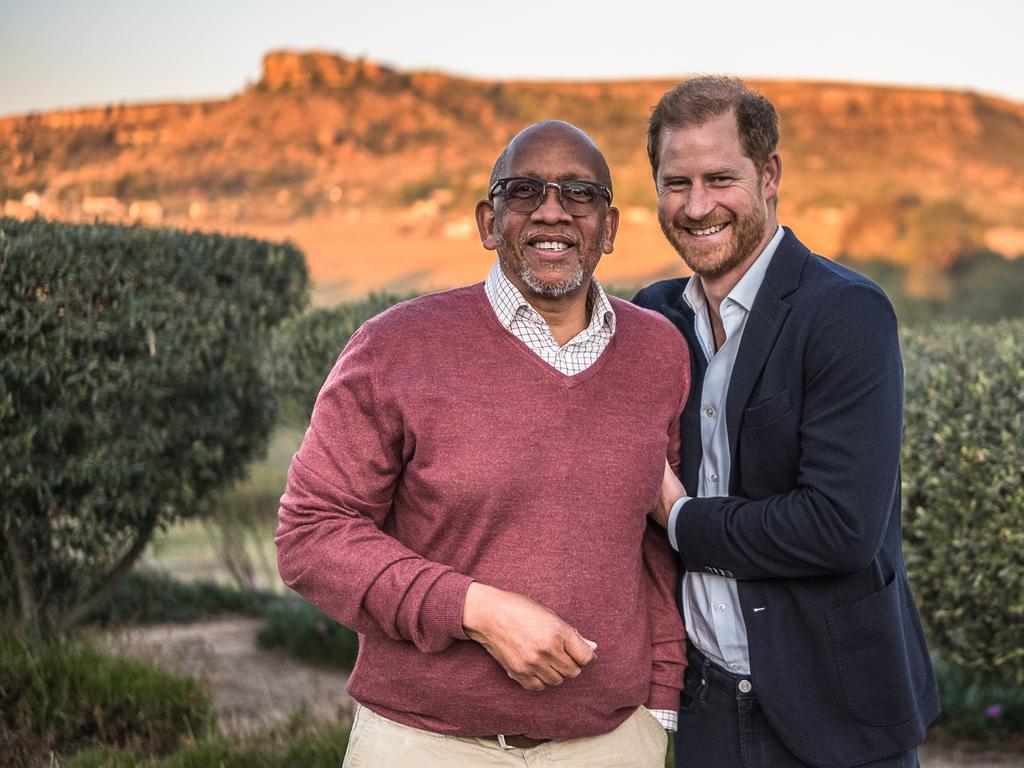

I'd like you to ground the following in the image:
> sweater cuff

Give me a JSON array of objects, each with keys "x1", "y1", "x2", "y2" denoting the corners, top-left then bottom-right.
[
  {"x1": 420, "y1": 571, "x2": 475, "y2": 645},
  {"x1": 646, "y1": 682, "x2": 682, "y2": 712}
]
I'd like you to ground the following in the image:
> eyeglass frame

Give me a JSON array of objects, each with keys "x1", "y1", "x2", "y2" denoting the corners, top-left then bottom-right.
[{"x1": 488, "y1": 176, "x2": 613, "y2": 216}]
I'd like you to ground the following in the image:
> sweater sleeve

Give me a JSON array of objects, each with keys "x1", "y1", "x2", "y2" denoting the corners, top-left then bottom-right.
[
  {"x1": 645, "y1": 347, "x2": 689, "y2": 710},
  {"x1": 276, "y1": 323, "x2": 474, "y2": 653},
  {"x1": 643, "y1": 520, "x2": 687, "y2": 709}
]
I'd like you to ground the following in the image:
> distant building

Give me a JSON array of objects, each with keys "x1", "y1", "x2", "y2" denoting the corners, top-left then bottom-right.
[
  {"x1": 128, "y1": 200, "x2": 163, "y2": 225},
  {"x1": 82, "y1": 196, "x2": 126, "y2": 220}
]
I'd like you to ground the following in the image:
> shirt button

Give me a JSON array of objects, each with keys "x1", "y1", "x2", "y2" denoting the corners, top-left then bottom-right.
[
  {"x1": 738, "y1": 680, "x2": 752, "y2": 693},
  {"x1": 716, "y1": 602, "x2": 727, "y2": 612},
  {"x1": 710, "y1": 472, "x2": 719, "y2": 483},
  {"x1": 704, "y1": 406, "x2": 715, "y2": 417},
  {"x1": 730, "y1": 663, "x2": 742, "y2": 672}
]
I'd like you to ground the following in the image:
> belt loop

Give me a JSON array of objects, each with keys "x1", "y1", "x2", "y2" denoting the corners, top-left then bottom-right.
[{"x1": 497, "y1": 734, "x2": 512, "y2": 751}]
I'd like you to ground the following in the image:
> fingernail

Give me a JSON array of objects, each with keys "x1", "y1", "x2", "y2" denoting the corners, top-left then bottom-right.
[{"x1": 585, "y1": 639, "x2": 597, "y2": 649}]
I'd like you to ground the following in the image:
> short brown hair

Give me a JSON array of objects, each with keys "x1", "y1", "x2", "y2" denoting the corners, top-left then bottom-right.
[{"x1": 647, "y1": 76, "x2": 779, "y2": 179}]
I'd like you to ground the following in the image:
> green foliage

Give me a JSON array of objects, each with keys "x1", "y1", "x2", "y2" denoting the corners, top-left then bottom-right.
[
  {"x1": 257, "y1": 597, "x2": 359, "y2": 669},
  {"x1": 901, "y1": 320, "x2": 1024, "y2": 685},
  {"x1": 0, "y1": 631, "x2": 212, "y2": 760},
  {"x1": 269, "y1": 292, "x2": 414, "y2": 423},
  {"x1": 931, "y1": 655, "x2": 1024, "y2": 739},
  {"x1": 842, "y1": 250, "x2": 1024, "y2": 324},
  {"x1": 85, "y1": 569, "x2": 359, "y2": 671},
  {"x1": 0, "y1": 217, "x2": 308, "y2": 638},
  {"x1": 67, "y1": 721, "x2": 351, "y2": 768},
  {"x1": 87, "y1": 570, "x2": 276, "y2": 626}
]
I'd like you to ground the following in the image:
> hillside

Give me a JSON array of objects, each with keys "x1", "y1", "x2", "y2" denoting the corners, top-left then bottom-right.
[{"x1": 3, "y1": 51, "x2": 1023, "y2": 301}]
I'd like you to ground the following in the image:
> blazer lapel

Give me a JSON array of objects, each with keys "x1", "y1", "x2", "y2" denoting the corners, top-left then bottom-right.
[
  {"x1": 725, "y1": 230, "x2": 807, "y2": 463},
  {"x1": 657, "y1": 286, "x2": 707, "y2": 495}
]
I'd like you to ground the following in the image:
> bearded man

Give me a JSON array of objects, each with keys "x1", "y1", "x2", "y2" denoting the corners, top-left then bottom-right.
[
  {"x1": 634, "y1": 76, "x2": 939, "y2": 768},
  {"x1": 278, "y1": 120, "x2": 689, "y2": 767}
]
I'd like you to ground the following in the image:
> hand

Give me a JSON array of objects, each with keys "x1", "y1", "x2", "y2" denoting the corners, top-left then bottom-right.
[
  {"x1": 462, "y1": 582, "x2": 597, "y2": 691},
  {"x1": 650, "y1": 459, "x2": 686, "y2": 529}
]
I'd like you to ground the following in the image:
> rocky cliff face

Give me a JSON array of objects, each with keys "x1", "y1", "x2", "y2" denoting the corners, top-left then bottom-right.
[{"x1": 2, "y1": 50, "x2": 1022, "y2": 265}]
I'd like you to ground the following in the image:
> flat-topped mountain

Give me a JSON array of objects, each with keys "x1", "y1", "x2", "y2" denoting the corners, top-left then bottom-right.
[{"x1": 3, "y1": 51, "x2": 1022, "y2": 300}]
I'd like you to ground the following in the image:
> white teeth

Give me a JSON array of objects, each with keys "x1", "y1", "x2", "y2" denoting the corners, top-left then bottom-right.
[
  {"x1": 533, "y1": 241, "x2": 570, "y2": 251},
  {"x1": 689, "y1": 223, "x2": 726, "y2": 236}
]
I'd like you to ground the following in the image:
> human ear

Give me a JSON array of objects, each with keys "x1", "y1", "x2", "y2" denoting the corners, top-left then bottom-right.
[
  {"x1": 475, "y1": 199, "x2": 497, "y2": 250},
  {"x1": 601, "y1": 206, "x2": 620, "y2": 254},
  {"x1": 762, "y1": 153, "x2": 782, "y2": 202}
]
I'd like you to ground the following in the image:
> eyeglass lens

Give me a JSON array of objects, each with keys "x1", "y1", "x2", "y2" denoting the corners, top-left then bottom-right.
[{"x1": 500, "y1": 178, "x2": 604, "y2": 215}]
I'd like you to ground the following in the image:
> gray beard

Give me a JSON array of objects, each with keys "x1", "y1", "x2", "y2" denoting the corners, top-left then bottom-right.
[{"x1": 519, "y1": 261, "x2": 584, "y2": 298}]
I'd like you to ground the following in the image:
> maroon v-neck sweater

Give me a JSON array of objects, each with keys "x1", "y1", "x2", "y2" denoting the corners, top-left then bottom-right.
[{"x1": 277, "y1": 284, "x2": 690, "y2": 739}]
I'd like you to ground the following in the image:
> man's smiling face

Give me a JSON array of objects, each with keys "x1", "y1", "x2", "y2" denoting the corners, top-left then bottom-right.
[
  {"x1": 477, "y1": 122, "x2": 617, "y2": 301},
  {"x1": 656, "y1": 110, "x2": 778, "y2": 282}
]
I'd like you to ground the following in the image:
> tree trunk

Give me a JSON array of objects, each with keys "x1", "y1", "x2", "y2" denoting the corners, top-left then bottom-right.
[
  {"x1": 2, "y1": 524, "x2": 41, "y2": 640},
  {"x1": 58, "y1": 507, "x2": 160, "y2": 633}
]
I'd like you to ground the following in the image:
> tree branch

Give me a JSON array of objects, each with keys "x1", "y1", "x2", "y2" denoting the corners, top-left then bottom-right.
[{"x1": 59, "y1": 507, "x2": 161, "y2": 632}]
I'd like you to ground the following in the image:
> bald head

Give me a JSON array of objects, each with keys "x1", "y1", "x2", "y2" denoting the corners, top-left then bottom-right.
[{"x1": 489, "y1": 120, "x2": 612, "y2": 191}]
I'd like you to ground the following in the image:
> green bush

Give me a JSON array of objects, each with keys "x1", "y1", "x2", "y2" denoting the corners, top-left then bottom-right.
[
  {"x1": 0, "y1": 631, "x2": 212, "y2": 760},
  {"x1": 257, "y1": 597, "x2": 359, "y2": 669},
  {"x1": 0, "y1": 217, "x2": 308, "y2": 638},
  {"x1": 269, "y1": 292, "x2": 414, "y2": 423},
  {"x1": 87, "y1": 570, "x2": 276, "y2": 626},
  {"x1": 901, "y1": 320, "x2": 1024, "y2": 685},
  {"x1": 931, "y1": 655, "x2": 1024, "y2": 739}
]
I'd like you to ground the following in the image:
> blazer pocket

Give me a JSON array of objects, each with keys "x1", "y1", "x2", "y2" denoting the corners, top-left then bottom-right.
[
  {"x1": 742, "y1": 390, "x2": 791, "y2": 430},
  {"x1": 826, "y1": 573, "x2": 928, "y2": 726}
]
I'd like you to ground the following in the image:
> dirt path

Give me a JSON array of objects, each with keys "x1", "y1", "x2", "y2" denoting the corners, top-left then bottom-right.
[
  {"x1": 100, "y1": 616, "x2": 353, "y2": 735},
  {"x1": 100, "y1": 617, "x2": 1021, "y2": 766}
]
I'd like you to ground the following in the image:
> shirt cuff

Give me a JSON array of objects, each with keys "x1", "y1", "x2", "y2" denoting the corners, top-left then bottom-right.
[
  {"x1": 666, "y1": 496, "x2": 691, "y2": 552},
  {"x1": 648, "y1": 708, "x2": 678, "y2": 732}
]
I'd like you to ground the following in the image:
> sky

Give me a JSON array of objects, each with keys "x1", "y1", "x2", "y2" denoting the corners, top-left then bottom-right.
[{"x1": 1, "y1": 0, "x2": 1022, "y2": 117}]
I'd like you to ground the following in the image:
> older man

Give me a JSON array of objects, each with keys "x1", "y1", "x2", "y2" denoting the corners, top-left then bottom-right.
[
  {"x1": 635, "y1": 77, "x2": 939, "y2": 768},
  {"x1": 277, "y1": 120, "x2": 690, "y2": 767}
]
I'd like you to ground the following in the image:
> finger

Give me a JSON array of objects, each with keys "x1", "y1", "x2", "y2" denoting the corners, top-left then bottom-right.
[
  {"x1": 511, "y1": 672, "x2": 547, "y2": 692},
  {"x1": 564, "y1": 632, "x2": 597, "y2": 666},
  {"x1": 532, "y1": 664, "x2": 566, "y2": 687},
  {"x1": 549, "y1": 656, "x2": 583, "y2": 680}
]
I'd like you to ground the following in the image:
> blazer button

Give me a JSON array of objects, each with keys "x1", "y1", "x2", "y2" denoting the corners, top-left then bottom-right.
[{"x1": 738, "y1": 680, "x2": 752, "y2": 693}]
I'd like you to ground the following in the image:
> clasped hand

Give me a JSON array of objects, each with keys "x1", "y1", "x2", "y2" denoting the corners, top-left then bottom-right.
[{"x1": 462, "y1": 582, "x2": 597, "y2": 692}]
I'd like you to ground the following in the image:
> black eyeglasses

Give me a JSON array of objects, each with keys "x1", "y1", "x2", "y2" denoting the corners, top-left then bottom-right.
[{"x1": 489, "y1": 176, "x2": 612, "y2": 216}]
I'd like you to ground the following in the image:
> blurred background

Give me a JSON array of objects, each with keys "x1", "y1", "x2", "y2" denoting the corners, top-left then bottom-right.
[{"x1": 2, "y1": 3, "x2": 1022, "y2": 766}]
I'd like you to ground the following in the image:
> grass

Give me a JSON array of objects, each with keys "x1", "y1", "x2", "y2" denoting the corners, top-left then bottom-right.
[
  {"x1": 0, "y1": 631, "x2": 212, "y2": 765},
  {"x1": 67, "y1": 719, "x2": 350, "y2": 767}
]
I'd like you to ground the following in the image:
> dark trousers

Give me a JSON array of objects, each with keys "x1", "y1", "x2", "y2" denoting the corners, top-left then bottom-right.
[{"x1": 675, "y1": 645, "x2": 920, "y2": 768}]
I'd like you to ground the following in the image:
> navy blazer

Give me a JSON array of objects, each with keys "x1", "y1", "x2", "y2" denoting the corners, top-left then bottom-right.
[{"x1": 634, "y1": 229, "x2": 939, "y2": 767}]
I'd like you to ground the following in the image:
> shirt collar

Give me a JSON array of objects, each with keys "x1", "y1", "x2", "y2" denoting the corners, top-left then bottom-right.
[
  {"x1": 683, "y1": 225, "x2": 784, "y2": 314},
  {"x1": 484, "y1": 260, "x2": 616, "y2": 336}
]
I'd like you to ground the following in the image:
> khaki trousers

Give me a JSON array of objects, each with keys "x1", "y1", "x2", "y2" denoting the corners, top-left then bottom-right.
[{"x1": 342, "y1": 704, "x2": 668, "y2": 768}]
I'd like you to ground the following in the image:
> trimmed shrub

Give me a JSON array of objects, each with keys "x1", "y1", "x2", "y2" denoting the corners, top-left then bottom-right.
[
  {"x1": 901, "y1": 320, "x2": 1024, "y2": 685},
  {"x1": 931, "y1": 655, "x2": 1024, "y2": 739},
  {"x1": 0, "y1": 631, "x2": 212, "y2": 759},
  {"x1": 257, "y1": 598, "x2": 359, "y2": 669},
  {"x1": 269, "y1": 292, "x2": 414, "y2": 423},
  {"x1": 0, "y1": 217, "x2": 307, "y2": 638}
]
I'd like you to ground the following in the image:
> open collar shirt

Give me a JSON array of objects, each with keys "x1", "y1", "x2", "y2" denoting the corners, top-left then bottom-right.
[{"x1": 668, "y1": 225, "x2": 784, "y2": 676}]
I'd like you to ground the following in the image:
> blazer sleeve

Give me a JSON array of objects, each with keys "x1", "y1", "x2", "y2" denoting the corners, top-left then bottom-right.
[{"x1": 673, "y1": 282, "x2": 904, "y2": 579}]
